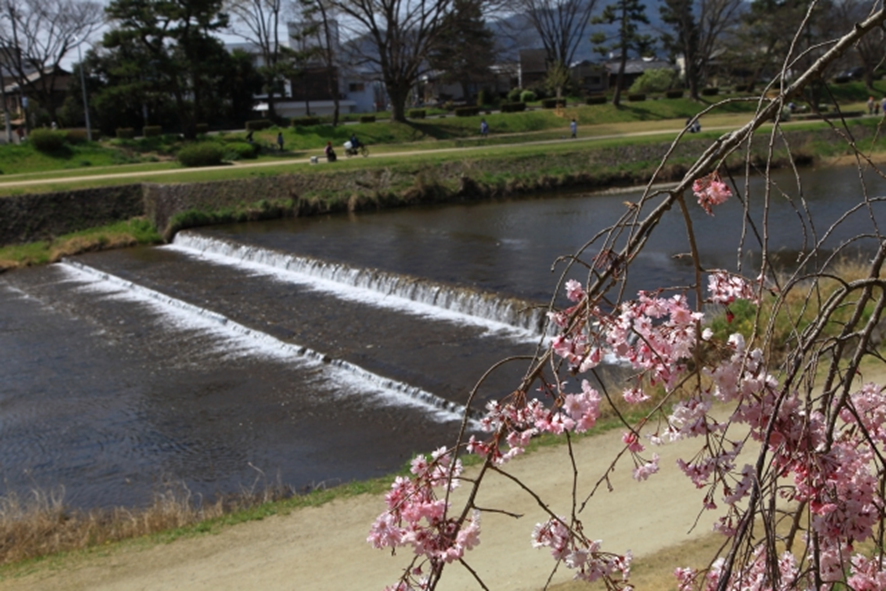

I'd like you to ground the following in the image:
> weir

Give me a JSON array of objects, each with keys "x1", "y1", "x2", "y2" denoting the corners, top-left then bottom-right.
[
  {"x1": 172, "y1": 231, "x2": 551, "y2": 336},
  {"x1": 61, "y1": 259, "x2": 476, "y2": 422}
]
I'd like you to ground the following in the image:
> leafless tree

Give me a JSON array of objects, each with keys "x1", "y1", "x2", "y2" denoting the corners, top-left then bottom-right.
[
  {"x1": 227, "y1": 0, "x2": 294, "y2": 122},
  {"x1": 830, "y1": 0, "x2": 885, "y2": 88},
  {"x1": 517, "y1": 0, "x2": 598, "y2": 70},
  {"x1": 0, "y1": 0, "x2": 103, "y2": 127},
  {"x1": 659, "y1": 0, "x2": 743, "y2": 100},
  {"x1": 329, "y1": 0, "x2": 453, "y2": 122},
  {"x1": 293, "y1": 0, "x2": 342, "y2": 125}
]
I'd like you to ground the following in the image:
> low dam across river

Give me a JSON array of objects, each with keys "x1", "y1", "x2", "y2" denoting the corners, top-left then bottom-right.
[{"x1": 1, "y1": 165, "x2": 883, "y2": 509}]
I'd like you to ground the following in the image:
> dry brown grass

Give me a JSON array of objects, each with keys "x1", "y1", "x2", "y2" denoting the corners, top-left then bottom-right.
[
  {"x1": 47, "y1": 234, "x2": 138, "y2": 262},
  {"x1": 0, "y1": 482, "x2": 292, "y2": 566}
]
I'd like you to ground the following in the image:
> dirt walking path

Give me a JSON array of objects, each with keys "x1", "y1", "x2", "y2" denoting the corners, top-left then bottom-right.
[
  {"x1": 0, "y1": 124, "x2": 741, "y2": 191},
  {"x1": 0, "y1": 420, "x2": 739, "y2": 591}
]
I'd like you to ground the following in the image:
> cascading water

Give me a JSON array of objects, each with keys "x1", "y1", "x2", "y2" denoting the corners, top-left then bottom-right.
[
  {"x1": 61, "y1": 259, "x2": 477, "y2": 421},
  {"x1": 171, "y1": 231, "x2": 551, "y2": 336}
]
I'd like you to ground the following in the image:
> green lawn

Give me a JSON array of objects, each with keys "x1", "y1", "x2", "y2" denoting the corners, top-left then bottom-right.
[{"x1": 1, "y1": 81, "x2": 882, "y2": 192}]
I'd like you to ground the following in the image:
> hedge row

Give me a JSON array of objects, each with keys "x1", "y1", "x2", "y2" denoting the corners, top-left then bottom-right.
[
  {"x1": 455, "y1": 106, "x2": 481, "y2": 117},
  {"x1": 246, "y1": 119, "x2": 274, "y2": 131},
  {"x1": 500, "y1": 102, "x2": 526, "y2": 113},
  {"x1": 408, "y1": 109, "x2": 426, "y2": 119},
  {"x1": 541, "y1": 98, "x2": 566, "y2": 109},
  {"x1": 586, "y1": 95, "x2": 607, "y2": 105},
  {"x1": 292, "y1": 116, "x2": 321, "y2": 127}
]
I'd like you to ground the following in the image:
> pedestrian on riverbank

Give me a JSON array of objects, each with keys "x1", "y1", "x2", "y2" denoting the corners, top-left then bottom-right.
[
  {"x1": 570, "y1": 118, "x2": 577, "y2": 138},
  {"x1": 480, "y1": 119, "x2": 489, "y2": 137},
  {"x1": 277, "y1": 132, "x2": 284, "y2": 151},
  {"x1": 325, "y1": 141, "x2": 337, "y2": 162},
  {"x1": 868, "y1": 96, "x2": 875, "y2": 115},
  {"x1": 881, "y1": 97, "x2": 886, "y2": 116}
]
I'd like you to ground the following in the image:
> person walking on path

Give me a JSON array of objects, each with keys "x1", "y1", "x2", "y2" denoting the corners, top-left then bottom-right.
[
  {"x1": 868, "y1": 96, "x2": 875, "y2": 115},
  {"x1": 324, "y1": 141, "x2": 337, "y2": 162},
  {"x1": 480, "y1": 119, "x2": 489, "y2": 137},
  {"x1": 570, "y1": 118, "x2": 577, "y2": 138},
  {"x1": 277, "y1": 132, "x2": 284, "y2": 151},
  {"x1": 881, "y1": 97, "x2": 886, "y2": 117}
]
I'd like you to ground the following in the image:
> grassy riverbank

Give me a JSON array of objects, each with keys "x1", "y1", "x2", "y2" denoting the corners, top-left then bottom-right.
[{"x1": 2, "y1": 117, "x2": 885, "y2": 271}]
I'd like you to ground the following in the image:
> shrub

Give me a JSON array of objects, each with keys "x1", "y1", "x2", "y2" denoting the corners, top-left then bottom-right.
[
  {"x1": 195, "y1": 123, "x2": 209, "y2": 135},
  {"x1": 291, "y1": 116, "x2": 321, "y2": 127},
  {"x1": 833, "y1": 75, "x2": 851, "y2": 84},
  {"x1": 520, "y1": 90, "x2": 537, "y2": 103},
  {"x1": 541, "y1": 98, "x2": 565, "y2": 109},
  {"x1": 665, "y1": 89, "x2": 684, "y2": 99},
  {"x1": 734, "y1": 84, "x2": 752, "y2": 92},
  {"x1": 29, "y1": 129, "x2": 66, "y2": 152},
  {"x1": 143, "y1": 125, "x2": 162, "y2": 138},
  {"x1": 500, "y1": 102, "x2": 526, "y2": 113},
  {"x1": 507, "y1": 87, "x2": 523, "y2": 103},
  {"x1": 65, "y1": 129, "x2": 89, "y2": 144},
  {"x1": 477, "y1": 89, "x2": 490, "y2": 106},
  {"x1": 701, "y1": 87, "x2": 719, "y2": 96},
  {"x1": 245, "y1": 119, "x2": 273, "y2": 131},
  {"x1": 586, "y1": 95, "x2": 607, "y2": 105},
  {"x1": 177, "y1": 142, "x2": 225, "y2": 167},
  {"x1": 116, "y1": 127, "x2": 135, "y2": 139},
  {"x1": 629, "y1": 69, "x2": 676, "y2": 94},
  {"x1": 627, "y1": 93, "x2": 646, "y2": 102},
  {"x1": 408, "y1": 109, "x2": 426, "y2": 119},
  {"x1": 360, "y1": 115, "x2": 376, "y2": 123},
  {"x1": 224, "y1": 142, "x2": 260, "y2": 160},
  {"x1": 454, "y1": 106, "x2": 481, "y2": 117}
]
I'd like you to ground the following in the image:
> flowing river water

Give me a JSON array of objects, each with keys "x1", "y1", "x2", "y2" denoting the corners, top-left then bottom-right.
[{"x1": 2, "y1": 164, "x2": 885, "y2": 510}]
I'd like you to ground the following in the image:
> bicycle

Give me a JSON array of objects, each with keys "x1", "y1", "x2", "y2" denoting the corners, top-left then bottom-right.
[{"x1": 344, "y1": 143, "x2": 369, "y2": 158}]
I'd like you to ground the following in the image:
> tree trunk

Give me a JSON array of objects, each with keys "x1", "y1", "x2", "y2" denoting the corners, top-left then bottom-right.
[
  {"x1": 612, "y1": 46, "x2": 628, "y2": 107},
  {"x1": 687, "y1": 59, "x2": 699, "y2": 101},
  {"x1": 388, "y1": 81, "x2": 409, "y2": 122},
  {"x1": 266, "y1": 89, "x2": 278, "y2": 122}
]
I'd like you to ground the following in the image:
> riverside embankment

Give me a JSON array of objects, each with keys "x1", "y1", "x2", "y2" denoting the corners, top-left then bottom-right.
[{"x1": 0, "y1": 124, "x2": 851, "y2": 248}]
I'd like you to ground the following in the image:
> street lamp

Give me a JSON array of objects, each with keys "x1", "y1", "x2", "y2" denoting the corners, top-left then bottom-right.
[{"x1": 76, "y1": 39, "x2": 92, "y2": 141}]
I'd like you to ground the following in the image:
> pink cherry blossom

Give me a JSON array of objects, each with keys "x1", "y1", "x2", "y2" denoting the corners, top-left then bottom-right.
[{"x1": 692, "y1": 172, "x2": 733, "y2": 215}]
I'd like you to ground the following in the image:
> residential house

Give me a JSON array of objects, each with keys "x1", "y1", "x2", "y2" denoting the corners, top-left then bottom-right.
[{"x1": 570, "y1": 60, "x2": 609, "y2": 94}]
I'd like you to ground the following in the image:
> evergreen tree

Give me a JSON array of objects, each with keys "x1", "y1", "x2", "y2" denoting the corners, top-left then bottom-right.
[
  {"x1": 428, "y1": 0, "x2": 496, "y2": 103},
  {"x1": 104, "y1": 0, "x2": 230, "y2": 138},
  {"x1": 591, "y1": 0, "x2": 654, "y2": 106}
]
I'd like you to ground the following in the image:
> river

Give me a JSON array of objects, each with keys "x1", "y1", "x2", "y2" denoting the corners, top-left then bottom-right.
[{"x1": 1, "y1": 163, "x2": 883, "y2": 509}]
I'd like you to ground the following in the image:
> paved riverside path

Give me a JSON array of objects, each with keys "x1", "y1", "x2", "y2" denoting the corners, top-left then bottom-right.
[
  {"x1": 0, "y1": 408, "x2": 745, "y2": 591},
  {"x1": 0, "y1": 122, "x2": 747, "y2": 192}
]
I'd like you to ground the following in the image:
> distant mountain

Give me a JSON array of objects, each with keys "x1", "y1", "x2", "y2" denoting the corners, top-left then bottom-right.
[{"x1": 487, "y1": 0, "x2": 667, "y2": 64}]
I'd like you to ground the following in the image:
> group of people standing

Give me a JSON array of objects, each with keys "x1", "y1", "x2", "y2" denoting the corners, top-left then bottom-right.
[{"x1": 867, "y1": 96, "x2": 886, "y2": 116}]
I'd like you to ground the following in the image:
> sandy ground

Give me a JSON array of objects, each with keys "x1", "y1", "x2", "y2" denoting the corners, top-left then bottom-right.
[{"x1": 0, "y1": 421, "x2": 740, "y2": 591}]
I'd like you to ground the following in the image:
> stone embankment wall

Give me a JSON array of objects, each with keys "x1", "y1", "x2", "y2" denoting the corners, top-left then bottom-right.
[
  {"x1": 0, "y1": 127, "x2": 846, "y2": 247},
  {"x1": 0, "y1": 185, "x2": 144, "y2": 245}
]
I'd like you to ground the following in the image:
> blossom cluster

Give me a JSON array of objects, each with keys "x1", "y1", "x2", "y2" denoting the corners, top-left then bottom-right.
[
  {"x1": 369, "y1": 446, "x2": 478, "y2": 587},
  {"x1": 692, "y1": 172, "x2": 733, "y2": 215},
  {"x1": 707, "y1": 271, "x2": 760, "y2": 306},
  {"x1": 532, "y1": 517, "x2": 633, "y2": 585},
  {"x1": 469, "y1": 378, "x2": 602, "y2": 465}
]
